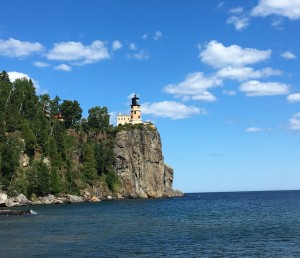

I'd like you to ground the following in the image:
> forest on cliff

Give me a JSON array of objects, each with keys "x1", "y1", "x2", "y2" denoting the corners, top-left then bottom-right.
[{"x1": 0, "y1": 70, "x2": 127, "y2": 198}]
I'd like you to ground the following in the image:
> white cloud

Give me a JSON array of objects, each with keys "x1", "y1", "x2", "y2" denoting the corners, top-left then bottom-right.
[
  {"x1": 191, "y1": 91, "x2": 217, "y2": 102},
  {"x1": 46, "y1": 40, "x2": 110, "y2": 65},
  {"x1": 109, "y1": 111, "x2": 117, "y2": 125},
  {"x1": 271, "y1": 18, "x2": 284, "y2": 29},
  {"x1": 239, "y1": 80, "x2": 289, "y2": 96},
  {"x1": 289, "y1": 113, "x2": 300, "y2": 130},
  {"x1": 229, "y1": 7, "x2": 244, "y2": 14},
  {"x1": 112, "y1": 40, "x2": 122, "y2": 51},
  {"x1": 251, "y1": 0, "x2": 300, "y2": 20},
  {"x1": 281, "y1": 51, "x2": 297, "y2": 59},
  {"x1": 129, "y1": 43, "x2": 137, "y2": 50},
  {"x1": 142, "y1": 34, "x2": 148, "y2": 40},
  {"x1": 199, "y1": 40, "x2": 271, "y2": 68},
  {"x1": 0, "y1": 38, "x2": 43, "y2": 57},
  {"x1": 217, "y1": 66, "x2": 281, "y2": 81},
  {"x1": 33, "y1": 61, "x2": 49, "y2": 67},
  {"x1": 8, "y1": 71, "x2": 30, "y2": 82},
  {"x1": 287, "y1": 93, "x2": 300, "y2": 103},
  {"x1": 246, "y1": 127, "x2": 271, "y2": 132},
  {"x1": 142, "y1": 101, "x2": 205, "y2": 119},
  {"x1": 223, "y1": 90, "x2": 237, "y2": 96},
  {"x1": 216, "y1": 2, "x2": 224, "y2": 9},
  {"x1": 8, "y1": 71, "x2": 42, "y2": 93},
  {"x1": 127, "y1": 50, "x2": 149, "y2": 60},
  {"x1": 54, "y1": 64, "x2": 72, "y2": 72},
  {"x1": 154, "y1": 31, "x2": 163, "y2": 40},
  {"x1": 163, "y1": 72, "x2": 221, "y2": 101},
  {"x1": 227, "y1": 16, "x2": 249, "y2": 30}
]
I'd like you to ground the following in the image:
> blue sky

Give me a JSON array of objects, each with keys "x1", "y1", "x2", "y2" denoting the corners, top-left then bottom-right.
[{"x1": 1, "y1": 0, "x2": 300, "y2": 193}]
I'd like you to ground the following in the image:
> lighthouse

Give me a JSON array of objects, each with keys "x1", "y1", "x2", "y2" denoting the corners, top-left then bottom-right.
[
  {"x1": 117, "y1": 94, "x2": 143, "y2": 125},
  {"x1": 130, "y1": 95, "x2": 142, "y2": 125}
]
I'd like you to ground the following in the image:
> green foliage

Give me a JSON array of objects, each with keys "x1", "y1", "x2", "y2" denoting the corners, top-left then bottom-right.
[
  {"x1": 94, "y1": 140, "x2": 114, "y2": 176},
  {"x1": 21, "y1": 120, "x2": 36, "y2": 156},
  {"x1": 45, "y1": 136, "x2": 61, "y2": 167},
  {"x1": 60, "y1": 100, "x2": 82, "y2": 129},
  {"x1": 0, "y1": 135, "x2": 21, "y2": 189},
  {"x1": 0, "y1": 69, "x2": 129, "y2": 197},
  {"x1": 50, "y1": 166, "x2": 61, "y2": 194},
  {"x1": 105, "y1": 171, "x2": 121, "y2": 193},
  {"x1": 26, "y1": 160, "x2": 50, "y2": 197},
  {"x1": 81, "y1": 143, "x2": 97, "y2": 182},
  {"x1": 87, "y1": 106, "x2": 110, "y2": 132}
]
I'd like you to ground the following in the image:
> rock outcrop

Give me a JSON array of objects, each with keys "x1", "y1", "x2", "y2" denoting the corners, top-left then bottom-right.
[{"x1": 113, "y1": 126, "x2": 183, "y2": 198}]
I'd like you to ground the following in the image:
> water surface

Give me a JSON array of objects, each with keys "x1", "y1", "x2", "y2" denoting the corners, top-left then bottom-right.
[{"x1": 1, "y1": 191, "x2": 299, "y2": 257}]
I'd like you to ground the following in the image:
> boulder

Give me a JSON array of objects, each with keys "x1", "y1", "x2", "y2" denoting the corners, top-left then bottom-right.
[
  {"x1": 39, "y1": 194, "x2": 56, "y2": 204},
  {"x1": 89, "y1": 196, "x2": 100, "y2": 202},
  {"x1": 15, "y1": 193, "x2": 32, "y2": 205},
  {"x1": 0, "y1": 193, "x2": 8, "y2": 205},
  {"x1": 66, "y1": 194, "x2": 84, "y2": 203}
]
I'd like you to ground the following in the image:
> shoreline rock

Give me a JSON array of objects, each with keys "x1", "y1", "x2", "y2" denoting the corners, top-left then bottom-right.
[
  {"x1": 0, "y1": 209, "x2": 33, "y2": 216},
  {"x1": 0, "y1": 191, "x2": 184, "y2": 208}
]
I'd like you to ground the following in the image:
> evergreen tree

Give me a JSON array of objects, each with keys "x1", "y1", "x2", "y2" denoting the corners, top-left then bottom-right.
[
  {"x1": 82, "y1": 143, "x2": 97, "y2": 182},
  {"x1": 21, "y1": 120, "x2": 36, "y2": 157},
  {"x1": 46, "y1": 136, "x2": 61, "y2": 167},
  {"x1": 87, "y1": 106, "x2": 110, "y2": 132},
  {"x1": 50, "y1": 166, "x2": 61, "y2": 194},
  {"x1": 27, "y1": 161, "x2": 50, "y2": 197},
  {"x1": 0, "y1": 139, "x2": 19, "y2": 189},
  {"x1": 60, "y1": 100, "x2": 82, "y2": 129}
]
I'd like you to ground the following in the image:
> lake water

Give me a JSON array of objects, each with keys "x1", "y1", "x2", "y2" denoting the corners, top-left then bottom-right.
[{"x1": 1, "y1": 191, "x2": 300, "y2": 257}]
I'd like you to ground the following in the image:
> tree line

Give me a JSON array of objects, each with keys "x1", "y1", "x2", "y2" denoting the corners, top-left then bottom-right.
[{"x1": 0, "y1": 70, "x2": 119, "y2": 197}]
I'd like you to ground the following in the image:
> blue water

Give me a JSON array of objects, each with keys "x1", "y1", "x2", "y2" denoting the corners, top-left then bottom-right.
[{"x1": 0, "y1": 191, "x2": 300, "y2": 257}]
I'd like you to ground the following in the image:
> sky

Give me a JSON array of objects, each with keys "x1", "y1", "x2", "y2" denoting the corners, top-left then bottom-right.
[{"x1": 1, "y1": 0, "x2": 300, "y2": 193}]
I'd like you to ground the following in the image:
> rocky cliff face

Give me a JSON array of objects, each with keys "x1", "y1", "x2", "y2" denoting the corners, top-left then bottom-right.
[{"x1": 113, "y1": 127, "x2": 183, "y2": 198}]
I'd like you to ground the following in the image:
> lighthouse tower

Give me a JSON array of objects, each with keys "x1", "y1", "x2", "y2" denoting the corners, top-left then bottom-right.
[{"x1": 130, "y1": 95, "x2": 142, "y2": 125}]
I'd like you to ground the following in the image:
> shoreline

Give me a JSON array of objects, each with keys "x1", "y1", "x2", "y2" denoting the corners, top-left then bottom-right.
[{"x1": 0, "y1": 191, "x2": 184, "y2": 209}]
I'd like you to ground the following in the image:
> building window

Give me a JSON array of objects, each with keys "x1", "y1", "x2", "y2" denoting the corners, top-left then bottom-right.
[{"x1": 138, "y1": 116, "x2": 140, "y2": 119}]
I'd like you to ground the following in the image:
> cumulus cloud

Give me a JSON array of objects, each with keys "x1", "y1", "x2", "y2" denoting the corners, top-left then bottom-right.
[
  {"x1": 239, "y1": 80, "x2": 289, "y2": 96},
  {"x1": 112, "y1": 40, "x2": 122, "y2": 51},
  {"x1": 8, "y1": 71, "x2": 42, "y2": 93},
  {"x1": 217, "y1": 66, "x2": 281, "y2": 81},
  {"x1": 281, "y1": 51, "x2": 297, "y2": 59},
  {"x1": 287, "y1": 93, "x2": 300, "y2": 103},
  {"x1": 246, "y1": 127, "x2": 271, "y2": 132},
  {"x1": 142, "y1": 34, "x2": 148, "y2": 40},
  {"x1": 199, "y1": 40, "x2": 271, "y2": 68},
  {"x1": 223, "y1": 90, "x2": 237, "y2": 96},
  {"x1": 127, "y1": 50, "x2": 149, "y2": 60},
  {"x1": 163, "y1": 72, "x2": 221, "y2": 102},
  {"x1": 289, "y1": 113, "x2": 300, "y2": 130},
  {"x1": 154, "y1": 31, "x2": 163, "y2": 40},
  {"x1": 46, "y1": 40, "x2": 110, "y2": 65},
  {"x1": 8, "y1": 71, "x2": 31, "y2": 82},
  {"x1": 142, "y1": 101, "x2": 205, "y2": 119},
  {"x1": 33, "y1": 61, "x2": 49, "y2": 67},
  {"x1": 129, "y1": 43, "x2": 137, "y2": 50},
  {"x1": 251, "y1": 0, "x2": 300, "y2": 20},
  {"x1": 227, "y1": 16, "x2": 249, "y2": 30},
  {"x1": 229, "y1": 7, "x2": 244, "y2": 14},
  {"x1": 54, "y1": 64, "x2": 72, "y2": 72},
  {"x1": 0, "y1": 38, "x2": 43, "y2": 57}
]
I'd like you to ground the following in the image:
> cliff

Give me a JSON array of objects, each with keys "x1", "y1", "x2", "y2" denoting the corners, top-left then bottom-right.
[
  {"x1": 113, "y1": 126, "x2": 183, "y2": 198},
  {"x1": 1, "y1": 126, "x2": 182, "y2": 203}
]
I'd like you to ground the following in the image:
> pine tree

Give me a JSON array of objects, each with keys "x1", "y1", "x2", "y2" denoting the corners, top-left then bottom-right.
[{"x1": 82, "y1": 143, "x2": 97, "y2": 182}]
